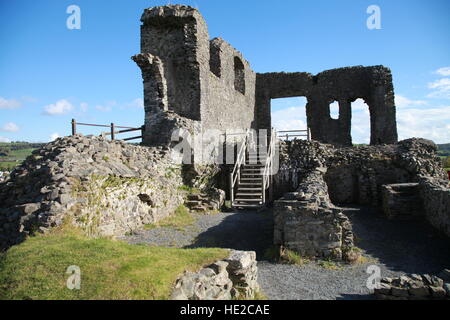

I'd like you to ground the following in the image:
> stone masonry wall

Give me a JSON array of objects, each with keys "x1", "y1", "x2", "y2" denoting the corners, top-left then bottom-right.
[
  {"x1": 273, "y1": 169, "x2": 357, "y2": 262},
  {"x1": 0, "y1": 135, "x2": 187, "y2": 250},
  {"x1": 273, "y1": 138, "x2": 449, "y2": 258},
  {"x1": 275, "y1": 138, "x2": 445, "y2": 207},
  {"x1": 256, "y1": 66, "x2": 397, "y2": 146},
  {"x1": 419, "y1": 176, "x2": 450, "y2": 237},
  {"x1": 134, "y1": 5, "x2": 257, "y2": 148}
]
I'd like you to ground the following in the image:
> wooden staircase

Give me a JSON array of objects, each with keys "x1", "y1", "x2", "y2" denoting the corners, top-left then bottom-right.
[
  {"x1": 230, "y1": 129, "x2": 276, "y2": 210},
  {"x1": 233, "y1": 152, "x2": 265, "y2": 208}
]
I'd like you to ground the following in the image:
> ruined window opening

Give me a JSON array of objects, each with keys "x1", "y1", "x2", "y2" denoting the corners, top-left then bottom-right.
[
  {"x1": 350, "y1": 98, "x2": 371, "y2": 145},
  {"x1": 210, "y1": 45, "x2": 221, "y2": 77},
  {"x1": 271, "y1": 97, "x2": 308, "y2": 139},
  {"x1": 329, "y1": 100, "x2": 339, "y2": 120},
  {"x1": 234, "y1": 57, "x2": 245, "y2": 94}
]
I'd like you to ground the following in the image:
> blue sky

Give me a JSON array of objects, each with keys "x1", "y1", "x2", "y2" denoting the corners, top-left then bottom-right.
[{"x1": 0, "y1": 0, "x2": 449, "y2": 143}]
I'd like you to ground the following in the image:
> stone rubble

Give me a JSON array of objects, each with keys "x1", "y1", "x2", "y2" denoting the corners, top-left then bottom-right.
[
  {"x1": 374, "y1": 270, "x2": 450, "y2": 300},
  {"x1": 0, "y1": 135, "x2": 189, "y2": 250},
  {"x1": 171, "y1": 250, "x2": 259, "y2": 300}
]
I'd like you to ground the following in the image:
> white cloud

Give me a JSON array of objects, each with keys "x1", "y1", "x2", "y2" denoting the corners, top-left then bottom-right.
[
  {"x1": 43, "y1": 99, "x2": 74, "y2": 115},
  {"x1": 0, "y1": 97, "x2": 21, "y2": 110},
  {"x1": 1, "y1": 122, "x2": 19, "y2": 132},
  {"x1": 427, "y1": 78, "x2": 450, "y2": 99},
  {"x1": 0, "y1": 136, "x2": 11, "y2": 143},
  {"x1": 395, "y1": 95, "x2": 427, "y2": 108},
  {"x1": 80, "y1": 102, "x2": 88, "y2": 112},
  {"x1": 271, "y1": 106, "x2": 307, "y2": 132},
  {"x1": 396, "y1": 105, "x2": 450, "y2": 143},
  {"x1": 95, "y1": 105, "x2": 112, "y2": 112},
  {"x1": 271, "y1": 95, "x2": 450, "y2": 144},
  {"x1": 435, "y1": 67, "x2": 450, "y2": 77},
  {"x1": 125, "y1": 98, "x2": 144, "y2": 109},
  {"x1": 50, "y1": 133, "x2": 60, "y2": 141}
]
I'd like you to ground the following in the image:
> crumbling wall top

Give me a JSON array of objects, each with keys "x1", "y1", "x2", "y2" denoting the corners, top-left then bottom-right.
[{"x1": 141, "y1": 5, "x2": 205, "y2": 25}]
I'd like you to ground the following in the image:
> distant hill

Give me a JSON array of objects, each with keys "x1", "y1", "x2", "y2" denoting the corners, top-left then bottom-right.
[
  {"x1": 437, "y1": 143, "x2": 450, "y2": 157},
  {"x1": 0, "y1": 142, "x2": 45, "y2": 171}
]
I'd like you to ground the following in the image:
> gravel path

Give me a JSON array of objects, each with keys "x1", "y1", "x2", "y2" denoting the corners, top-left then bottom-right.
[{"x1": 121, "y1": 207, "x2": 450, "y2": 300}]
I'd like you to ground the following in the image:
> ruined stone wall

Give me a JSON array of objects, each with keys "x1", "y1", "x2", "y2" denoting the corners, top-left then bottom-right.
[
  {"x1": 0, "y1": 135, "x2": 187, "y2": 250},
  {"x1": 204, "y1": 38, "x2": 257, "y2": 132},
  {"x1": 419, "y1": 176, "x2": 450, "y2": 237},
  {"x1": 274, "y1": 138, "x2": 449, "y2": 256},
  {"x1": 256, "y1": 66, "x2": 398, "y2": 146},
  {"x1": 273, "y1": 169, "x2": 357, "y2": 262},
  {"x1": 275, "y1": 138, "x2": 445, "y2": 207},
  {"x1": 134, "y1": 6, "x2": 256, "y2": 148}
]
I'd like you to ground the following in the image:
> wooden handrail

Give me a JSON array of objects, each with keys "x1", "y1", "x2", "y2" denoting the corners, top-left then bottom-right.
[
  {"x1": 71, "y1": 119, "x2": 144, "y2": 142},
  {"x1": 278, "y1": 128, "x2": 311, "y2": 141},
  {"x1": 229, "y1": 129, "x2": 250, "y2": 204}
]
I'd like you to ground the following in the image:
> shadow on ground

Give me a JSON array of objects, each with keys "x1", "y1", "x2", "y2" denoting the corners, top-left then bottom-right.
[
  {"x1": 344, "y1": 206, "x2": 450, "y2": 274},
  {"x1": 185, "y1": 209, "x2": 274, "y2": 260}
]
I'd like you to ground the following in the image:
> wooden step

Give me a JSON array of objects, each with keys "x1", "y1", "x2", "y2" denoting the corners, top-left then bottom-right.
[
  {"x1": 234, "y1": 198, "x2": 263, "y2": 202},
  {"x1": 237, "y1": 187, "x2": 262, "y2": 191},
  {"x1": 240, "y1": 178, "x2": 262, "y2": 182},
  {"x1": 232, "y1": 203, "x2": 263, "y2": 208},
  {"x1": 236, "y1": 193, "x2": 262, "y2": 197}
]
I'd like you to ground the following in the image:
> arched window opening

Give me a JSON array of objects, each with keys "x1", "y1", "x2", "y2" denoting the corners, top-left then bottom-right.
[
  {"x1": 351, "y1": 98, "x2": 371, "y2": 145},
  {"x1": 329, "y1": 100, "x2": 339, "y2": 119}
]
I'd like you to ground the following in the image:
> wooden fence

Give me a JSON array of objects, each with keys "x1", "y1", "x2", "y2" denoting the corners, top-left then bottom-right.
[
  {"x1": 71, "y1": 119, "x2": 144, "y2": 142},
  {"x1": 277, "y1": 128, "x2": 311, "y2": 141}
]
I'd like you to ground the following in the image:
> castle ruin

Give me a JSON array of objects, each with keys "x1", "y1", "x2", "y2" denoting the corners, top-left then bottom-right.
[{"x1": 132, "y1": 5, "x2": 397, "y2": 147}]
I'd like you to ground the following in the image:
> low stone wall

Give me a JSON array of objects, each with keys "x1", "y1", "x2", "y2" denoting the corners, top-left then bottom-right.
[
  {"x1": 275, "y1": 138, "x2": 446, "y2": 207},
  {"x1": 381, "y1": 183, "x2": 423, "y2": 220},
  {"x1": 419, "y1": 176, "x2": 450, "y2": 237},
  {"x1": 171, "y1": 250, "x2": 259, "y2": 300},
  {"x1": 273, "y1": 169, "x2": 357, "y2": 262},
  {"x1": 0, "y1": 135, "x2": 188, "y2": 250},
  {"x1": 374, "y1": 270, "x2": 450, "y2": 300}
]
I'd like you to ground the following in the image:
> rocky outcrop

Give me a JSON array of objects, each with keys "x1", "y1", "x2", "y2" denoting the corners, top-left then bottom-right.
[
  {"x1": 0, "y1": 135, "x2": 188, "y2": 250},
  {"x1": 374, "y1": 270, "x2": 450, "y2": 300},
  {"x1": 171, "y1": 250, "x2": 259, "y2": 300}
]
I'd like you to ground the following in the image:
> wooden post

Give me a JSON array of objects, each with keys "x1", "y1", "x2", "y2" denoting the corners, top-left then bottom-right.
[
  {"x1": 71, "y1": 119, "x2": 76, "y2": 136},
  {"x1": 307, "y1": 127, "x2": 311, "y2": 141},
  {"x1": 111, "y1": 123, "x2": 115, "y2": 140}
]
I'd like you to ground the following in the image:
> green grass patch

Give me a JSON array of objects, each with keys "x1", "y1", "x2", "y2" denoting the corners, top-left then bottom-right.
[
  {"x1": 144, "y1": 205, "x2": 194, "y2": 231},
  {"x1": 0, "y1": 161, "x2": 18, "y2": 170},
  {"x1": 317, "y1": 259, "x2": 342, "y2": 270},
  {"x1": 280, "y1": 248, "x2": 309, "y2": 266},
  {"x1": 0, "y1": 226, "x2": 228, "y2": 300},
  {"x1": 177, "y1": 185, "x2": 201, "y2": 194}
]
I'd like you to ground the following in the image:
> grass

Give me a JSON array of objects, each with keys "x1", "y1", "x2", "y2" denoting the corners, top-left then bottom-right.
[
  {"x1": 279, "y1": 248, "x2": 309, "y2": 266},
  {"x1": 144, "y1": 205, "x2": 195, "y2": 231},
  {"x1": 177, "y1": 185, "x2": 201, "y2": 194},
  {"x1": 0, "y1": 225, "x2": 228, "y2": 300},
  {"x1": 317, "y1": 259, "x2": 342, "y2": 270}
]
